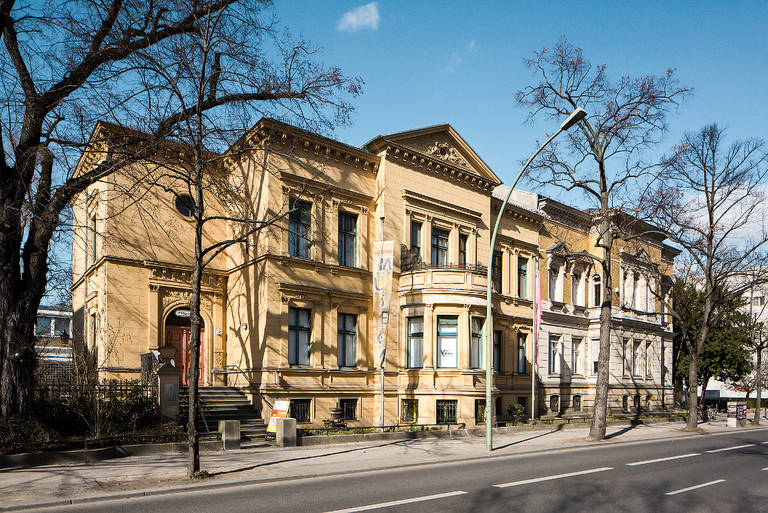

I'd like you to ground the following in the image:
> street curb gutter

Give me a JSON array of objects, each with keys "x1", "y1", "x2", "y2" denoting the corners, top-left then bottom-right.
[{"x1": 3, "y1": 424, "x2": 768, "y2": 512}]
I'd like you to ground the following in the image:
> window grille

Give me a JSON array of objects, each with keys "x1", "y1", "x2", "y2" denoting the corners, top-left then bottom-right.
[
  {"x1": 401, "y1": 399, "x2": 418, "y2": 423},
  {"x1": 340, "y1": 398, "x2": 357, "y2": 420},
  {"x1": 549, "y1": 395, "x2": 560, "y2": 413},
  {"x1": 290, "y1": 399, "x2": 311, "y2": 423},
  {"x1": 436, "y1": 399, "x2": 457, "y2": 424},
  {"x1": 573, "y1": 395, "x2": 582, "y2": 412},
  {"x1": 475, "y1": 399, "x2": 486, "y2": 424}
]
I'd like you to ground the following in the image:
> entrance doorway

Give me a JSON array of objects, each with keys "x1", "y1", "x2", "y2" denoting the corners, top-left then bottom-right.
[{"x1": 164, "y1": 307, "x2": 205, "y2": 385}]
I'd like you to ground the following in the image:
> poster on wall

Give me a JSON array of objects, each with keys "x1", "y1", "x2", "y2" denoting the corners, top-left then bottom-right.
[
  {"x1": 373, "y1": 241, "x2": 394, "y2": 367},
  {"x1": 266, "y1": 399, "x2": 291, "y2": 433}
]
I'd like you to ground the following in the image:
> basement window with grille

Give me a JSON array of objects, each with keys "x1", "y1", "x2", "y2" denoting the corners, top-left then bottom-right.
[
  {"x1": 401, "y1": 399, "x2": 418, "y2": 423},
  {"x1": 340, "y1": 398, "x2": 357, "y2": 421},
  {"x1": 436, "y1": 399, "x2": 457, "y2": 424},
  {"x1": 290, "y1": 399, "x2": 311, "y2": 423}
]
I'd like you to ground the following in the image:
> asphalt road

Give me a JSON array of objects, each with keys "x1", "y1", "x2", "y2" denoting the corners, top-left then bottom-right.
[{"x1": 26, "y1": 429, "x2": 768, "y2": 513}]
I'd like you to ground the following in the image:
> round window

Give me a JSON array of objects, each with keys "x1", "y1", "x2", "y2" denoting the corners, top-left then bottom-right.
[{"x1": 175, "y1": 194, "x2": 195, "y2": 217}]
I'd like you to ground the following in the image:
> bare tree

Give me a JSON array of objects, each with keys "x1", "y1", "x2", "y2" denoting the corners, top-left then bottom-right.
[
  {"x1": 0, "y1": 0, "x2": 358, "y2": 417},
  {"x1": 516, "y1": 37, "x2": 690, "y2": 440},
  {"x1": 637, "y1": 124, "x2": 768, "y2": 430}
]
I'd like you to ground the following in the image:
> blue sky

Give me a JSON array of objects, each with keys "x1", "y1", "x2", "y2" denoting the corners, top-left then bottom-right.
[{"x1": 275, "y1": 1, "x2": 767, "y2": 200}]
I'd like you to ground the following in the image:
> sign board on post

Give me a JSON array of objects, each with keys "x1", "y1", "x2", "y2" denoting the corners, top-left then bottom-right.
[
  {"x1": 267, "y1": 399, "x2": 291, "y2": 434},
  {"x1": 373, "y1": 241, "x2": 394, "y2": 367}
]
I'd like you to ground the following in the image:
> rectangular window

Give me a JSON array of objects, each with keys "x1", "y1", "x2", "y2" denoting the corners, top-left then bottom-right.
[
  {"x1": 622, "y1": 338, "x2": 630, "y2": 376},
  {"x1": 517, "y1": 333, "x2": 527, "y2": 374},
  {"x1": 475, "y1": 399, "x2": 486, "y2": 424},
  {"x1": 492, "y1": 250, "x2": 503, "y2": 293},
  {"x1": 633, "y1": 340, "x2": 642, "y2": 377},
  {"x1": 517, "y1": 257, "x2": 528, "y2": 298},
  {"x1": 340, "y1": 398, "x2": 357, "y2": 420},
  {"x1": 573, "y1": 395, "x2": 582, "y2": 412},
  {"x1": 437, "y1": 316, "x2": 458, "y2": 368},
  {"x1": 572, "y1": 273, "x2": 582, "y2": 306},
  {"x1": 470, "y1": 317, "x2": 484, "y2": 369},
  {"x1": 549, "y1": 335, "x2": 560, "y2": 375},
  {"x1": 572, "y1": 337, "x2": 583, "y2": 375},
  {"x1": 436, "y1": 399, "x2": 457, "y2": 424},
  {"x1": 549, "y1": 267, "x2": 560, "y2": 302},
  {"x1": 337, "y1": 313, "x2": 357, "y2": 367},
  {"x1": 431, "y1": 227, "x2": 449, "y2": 267},
  {"x1": 493, "y1": 330, "x2": 502, "y2": 372},
  {"x1": 89, "y1": 313, "x2": 97, "y2": 349},
  {"x1": 592, "y1": 338, "x2": 600, "y2": 374},
  {"x1": 407, "y1": 317, "x2": 424, "y2": 369},
  {"x1": 458, "y1": 234, "x2": 468, "y2": 266},
  {"x1": 289, "y1": 308, "x2": 311, "y2": 365},
  {"x1": 410, "y1": 221, "x2": 422, "y2": 256},
  {"x1": 401, "y1": 399, "x2": 418, "y2": 423},
  {"x1": 645, "y1": 341, "x2": 651, "y2": 377},
  {"x1": 288, "y1": 200, "x2": 312, "y2": 258},
  {"x1": 338, "y1": 212, "x2": 357, "y2": 267},
  {"x1": 54, "y1": 318, "x2": 70, "y2": 337},
  {"x1": 289, "y1": 399, "x2": 311, "y2": 423},
  {"x1": 90, "y1": 216, "x2": 97, "y2": 266},
  {"x1": 35, "y1": 317, "x2": 52, "y2": 337},
  {"x1": 592, "y1": 275, "x2": 601, "y2": 307}
]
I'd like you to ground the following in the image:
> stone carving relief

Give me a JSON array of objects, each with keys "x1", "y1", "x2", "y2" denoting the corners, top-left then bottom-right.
[
  {"x1": 426, "y1": 142, "x2": 469, "y2": 168},
  {"x1": 161, "y1": 289, "x2": 212, "y2": 308}
]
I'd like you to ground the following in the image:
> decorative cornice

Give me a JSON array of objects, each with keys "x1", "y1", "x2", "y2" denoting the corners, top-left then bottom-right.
[
  {"x1": 384, "y1": 142, "x2": 497, "y2": 193},
  {"x1": 243, "y1": 120, "x2": 380, "y2": 174},
  {"x1": 401, "y1": 189, "x2": 482, "y2": 220},
  {"x1": 279, "y1": 170, "x2": 374, "y2": 205}
]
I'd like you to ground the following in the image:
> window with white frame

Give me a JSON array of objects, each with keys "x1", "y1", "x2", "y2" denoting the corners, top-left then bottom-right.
[
  {"x1": 437, "y1": 316, "x2": 458, "y2": 368},
  {"x1": 645, "y1": 341, "x2": 651, "y2": 377},
  {"x1": 622, "y1": 338, "x2": 630, "y2": 376},
  {"x1": 572, "y1": 337, "x2": 583, "y2": 375},
  {"x1": 592, "y1": 274, "x2": 602, "y2": 307},
  {"x1": 517, "y1": 257, "x2": 528, "y2": 298},
  {"x1": 549, "y1": 335, "x2": 561, "y2": 374},
  {"x1": 633, "y1": 340, "x2": 642, "y2": 376},
  {"x1": 407, "y1": 317, "x2": 424, "y2": 369}
]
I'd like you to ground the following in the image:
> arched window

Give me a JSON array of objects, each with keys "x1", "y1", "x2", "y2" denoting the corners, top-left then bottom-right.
[
  {"x1": 592, "y1": 275, "x2": 602, "y2": 307},
  {"x1": 175, "y1": 194, "x2": 195, "y2": 217}
]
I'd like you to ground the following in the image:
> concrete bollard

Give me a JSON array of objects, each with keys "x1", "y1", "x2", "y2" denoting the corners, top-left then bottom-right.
[
  {"x1": 276, "y1": 417, "x2": 297, "y2": 447},
  {"x1": 219, "y1": 420, "x2": 241, "y2": 450},
  {"x1": 157, "y1": 363, "x2": 181, "y2": 419}
]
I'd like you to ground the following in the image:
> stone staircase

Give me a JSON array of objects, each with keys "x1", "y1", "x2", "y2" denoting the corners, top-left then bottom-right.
[{"x1": 180, "y1": 386, "x2": 267, "y2": 442}]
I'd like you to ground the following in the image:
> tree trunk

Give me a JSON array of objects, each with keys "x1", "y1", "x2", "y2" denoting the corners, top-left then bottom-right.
[
  {"x1": 754, "y1": 347, "x2": 762, "y2": 425},
  {"x1": 698, "y1": 375, "x2": 710, "y2": 409},
  {"x1": 588, "y1": 242, "x2": 612, "y2": 441},
  {"x1": 686, "y1": 350, "x2": 699, "y2": 431}
]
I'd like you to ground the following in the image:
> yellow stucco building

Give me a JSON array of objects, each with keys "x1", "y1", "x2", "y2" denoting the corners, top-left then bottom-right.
[{"x1": 71, "y1": 118, "x2": 675, "y2": 429}]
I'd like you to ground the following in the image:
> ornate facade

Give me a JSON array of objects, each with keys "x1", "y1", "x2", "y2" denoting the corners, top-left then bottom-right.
[{"x1": 71, "y1": 119, "x2": 676, "y2": 428}]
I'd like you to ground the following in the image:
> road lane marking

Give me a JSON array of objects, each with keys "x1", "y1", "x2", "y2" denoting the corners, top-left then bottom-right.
[
  {"x1": 705, "y1": 444, "x2": 756, "y2": 453},
  {"x1": 665, "y1": 479, "x2": 725, "y2": 496},
  {"x1": 762, "y1": 441, "x2": 768, "y2": 445},
  {"x1": 494, "y1": 467, "x2": 613, "y2": 488},
  {"x1": 323, "y1": 491, "x2": 467, "y2": 513},
  {"x1": 626, "y1": 453, "x2": 700, "y2": 466}
]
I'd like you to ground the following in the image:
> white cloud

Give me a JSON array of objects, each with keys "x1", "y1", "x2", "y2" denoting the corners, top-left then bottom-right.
[{"x1": 337, "y1": 3, "x2": 380, "y2": 32}]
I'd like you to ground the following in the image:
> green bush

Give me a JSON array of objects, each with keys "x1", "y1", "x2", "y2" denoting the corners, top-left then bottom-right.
[{"x1": 506, "y1": 404, "x2": 528, "y2": 425}]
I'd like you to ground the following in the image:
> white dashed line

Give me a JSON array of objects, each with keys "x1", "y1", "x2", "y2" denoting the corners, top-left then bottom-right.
[
  {"x1": 494, "y1": 467, "x2": 613, "y2": 488},
  {"x1": 626, "y1": 453, "x2": 700, "y2": 466},
  {"x1": 705, "y1": 444, "x2": 756, "y2": 453},
  {"x1": 323, "y1": 491, "x2": 467, "y2": 513},
  {"x1": 666, "y1": 479, "x2": 725, "y2": 496}
]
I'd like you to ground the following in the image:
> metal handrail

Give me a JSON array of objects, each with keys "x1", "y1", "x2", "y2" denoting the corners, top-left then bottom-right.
[{"x1": 223, "y1": 364, "x2": 274, "y2": 409}]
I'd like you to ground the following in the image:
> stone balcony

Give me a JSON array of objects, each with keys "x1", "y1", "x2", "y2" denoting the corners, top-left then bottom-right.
[{"x1": 398, "y1": 261, "x2": 491, "y2": 293}]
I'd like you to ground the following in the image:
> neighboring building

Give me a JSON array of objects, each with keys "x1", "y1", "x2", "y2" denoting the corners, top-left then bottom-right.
[
  {"x1": 71, "y1": 118, "x2": 676, "y2": 428},
  {"x1": 34, "y1": 304, "x2": 74, "y2": 385},
  {"x1": 536, "y1": 197, "x2": 678, "y2": 416}
]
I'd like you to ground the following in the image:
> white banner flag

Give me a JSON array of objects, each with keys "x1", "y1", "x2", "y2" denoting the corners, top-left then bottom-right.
[{"x1": 373, "y1": 241, "x2": 394, "y2": 367}]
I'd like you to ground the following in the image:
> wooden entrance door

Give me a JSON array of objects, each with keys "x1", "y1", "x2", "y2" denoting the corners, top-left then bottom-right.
[{"x1": 165, "y1": 325, "x2": 206, "y2": 385}]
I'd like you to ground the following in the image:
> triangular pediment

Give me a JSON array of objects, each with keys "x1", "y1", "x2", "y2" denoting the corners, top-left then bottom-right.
[{"x1": 365, "y1": 124, "x2": 501, "y2": 185}]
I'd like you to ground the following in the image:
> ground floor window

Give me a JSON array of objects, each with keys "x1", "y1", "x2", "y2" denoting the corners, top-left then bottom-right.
[
  {"x1": 549, "y1": 395, "x2": 559, "y2": 413},
  {"x1": 340, "y1": 398, "x2": 357, "y2": 420},
  {"x1": 401, "y1": 399, "x2": 418, "y2": 423},
  {"x1": 645, "y1": 394, "x2": 652, "y2": 410},
  {"x1": 518, "y1": 396, "x2": 527, "y2": 410},
  {"x1": 573, "y1": 395, "x2": 582, "y2": 412},
  {"x1": 633, "y1": 394, "x2": 641, "y2": 411},
  {"x1": 290, "y1": 398, "x2": 311, "y2": 423},
  {"x1": 437, "y1": 316, "x2": 458, "y2": 368},
  {"x1": 436, "y1": 399, "x2": 457, "y2": 424},
  {"x1": 622, "y1": 395, "x2": 629, "y2": 412},
  {"x1": 475, "y1": 399, "x2": 486, "y2": 424}
]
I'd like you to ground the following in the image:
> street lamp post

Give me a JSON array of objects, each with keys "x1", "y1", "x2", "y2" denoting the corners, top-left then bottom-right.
[{"x1": 485, "y1": 108, "x2": 587, "y2": 451}]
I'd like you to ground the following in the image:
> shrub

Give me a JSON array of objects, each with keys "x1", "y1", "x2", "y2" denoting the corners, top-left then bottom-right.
[{"x1": 506, "y1": 404, "x2": 528, "y2": 425}]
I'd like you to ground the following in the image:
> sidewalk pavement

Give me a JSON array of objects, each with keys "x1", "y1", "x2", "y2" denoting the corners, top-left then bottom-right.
[{"x1": 1, "y1": 419, "x2": 765, "y2": 511}]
